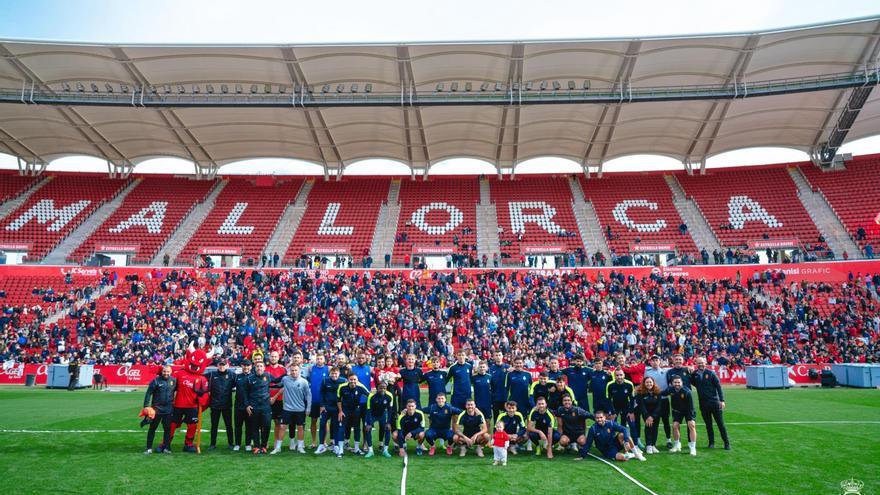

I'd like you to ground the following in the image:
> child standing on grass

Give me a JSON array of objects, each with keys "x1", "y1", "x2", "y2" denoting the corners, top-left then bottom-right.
[{"x1": 493, "y1": 421, "x2": 509, "y2": 466}]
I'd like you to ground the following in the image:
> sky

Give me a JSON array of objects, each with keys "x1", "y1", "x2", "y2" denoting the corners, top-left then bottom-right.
[{"x1": 0, "y1": 0, "x2": 878, "y2": 175}]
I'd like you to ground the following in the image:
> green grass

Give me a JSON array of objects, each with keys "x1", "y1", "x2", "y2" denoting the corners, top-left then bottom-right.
[{"x1": 0, "y1": 386, "x2": 878, "y2": 495}]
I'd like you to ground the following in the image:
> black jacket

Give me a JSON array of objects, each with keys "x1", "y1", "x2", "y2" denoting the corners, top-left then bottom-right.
[
  {"x1": 234, "y1": 372, "x2": 250, "y2": 409},
  {"x1": 144, "y1": 376, "x2": 176, "y2": 414},
  {"x1": 207, "y1": 369, "x2": 235, "y2": 409},
  {"x1": 690, "y1": 369, "x2": 724, "y2": 405},
  {"x1": 241, "y1": 372, "x2": 272, "y2": 410}
]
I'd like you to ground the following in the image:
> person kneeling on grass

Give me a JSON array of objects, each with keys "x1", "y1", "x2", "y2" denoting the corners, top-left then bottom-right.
[
  {"x1": 495, "y1": 401, "x2": 528, "y2": 455},
  {"x1": 394, "y1": 399, "x2": 427, "y2": 457},
  {"x1": 661, "y1": 376, "x2": 698, "y2": 456},
  {"x1": 575, "y1": 410, "x2": 645, "y2": 462},
  {"x1": 527, "y1": 397, "x2": 560, "y2": 459},
  {"x1": 453, "y1": 399, "x2": 490, "y2": 457}
]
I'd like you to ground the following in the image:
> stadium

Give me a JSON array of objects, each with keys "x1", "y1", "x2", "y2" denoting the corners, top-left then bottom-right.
[{"x1": 0, "y1": 5, "x2": 878, "y2": 495}]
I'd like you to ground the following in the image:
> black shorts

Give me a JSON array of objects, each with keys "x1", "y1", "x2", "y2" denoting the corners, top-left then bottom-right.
[
  {"x1": 281, "y1": 410, "x2": 307, "y2": 426},
  {"x1": 562, "y1": 429, "x2": 586, "y2": 441},
  {"x1": 309, "y1": 404, "x2": 322, "y2": 419},
  {"x1": 172, "y1": 407, "x2": 199, "y2": 425},
  {"x1": 271, "y1": 401, "x2": 284, "y2": 420},
  {"x1": 672, "y1": 410, "x2": 696, "y2": 423}
]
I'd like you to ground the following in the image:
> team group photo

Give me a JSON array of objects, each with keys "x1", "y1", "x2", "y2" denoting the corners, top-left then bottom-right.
[{"x1": 0, "y1": 1, "x2": 879, "y2": 494}]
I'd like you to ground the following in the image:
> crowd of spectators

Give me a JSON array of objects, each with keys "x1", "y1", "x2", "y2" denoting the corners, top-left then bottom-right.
[{"x1": 1, "y1": 266, "x2": 878, "y2": 370}]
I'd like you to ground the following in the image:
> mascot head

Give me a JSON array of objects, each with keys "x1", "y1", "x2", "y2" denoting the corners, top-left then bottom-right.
[{"x1": 185, "y1": 342, "x2": 213, "y2": 374}]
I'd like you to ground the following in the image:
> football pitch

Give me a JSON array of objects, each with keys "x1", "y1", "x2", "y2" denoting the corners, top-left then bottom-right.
[{"x1": 0, "y1": 386, "x2": 877, "y2": 495}]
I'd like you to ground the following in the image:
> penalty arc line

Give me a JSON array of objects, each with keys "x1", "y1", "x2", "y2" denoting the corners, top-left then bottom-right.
[{"x1": 587, "y1": 453, "x2": 660, "y2": 495}]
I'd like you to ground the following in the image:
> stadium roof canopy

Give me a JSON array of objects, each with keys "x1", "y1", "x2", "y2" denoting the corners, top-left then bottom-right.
[{"x1": 0, "y1": 16, "x2": 879, "y2": 178}]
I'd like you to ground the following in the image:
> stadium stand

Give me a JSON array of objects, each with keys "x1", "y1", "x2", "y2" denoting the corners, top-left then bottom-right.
[
  {"x1": 799, "y1": 155, "x2": 880, "y2": 255},
  {"x1": 0, "y1": 176, "x2": 128, "y2": 261},
  {"x1": 285, "y1": 178, "x2": 390, "y2": 266},
  {"x1": 489, "y1": 176, "x2": 584, "y2": 265},
  {"x1": 676, "y1": 168, "x2": 825, "y2": 253},
  {"x1": 176, "y1": 178, "x2": 302, "y2": 265},
  {"x1": 392, "y1": 177, "x2": 480, "y2": 265},
  {"x1": 578, "y1": 174, "x2": 700, "y2": 258},
  {"x1": 68, "y1": 178, "x2": 217, "y2": 264},
  {"x1": 0, "y1": 172, "x2": 37, "y2": 204}
]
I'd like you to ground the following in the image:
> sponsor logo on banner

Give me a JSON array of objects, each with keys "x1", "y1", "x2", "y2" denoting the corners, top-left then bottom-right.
[
  {"x1": 0, "y1": 243, "x2": 31, "y2": 251},
  {"x1": 409, "y1": 270, "x2": 424, "y2": 280},
  {"x1": 96, "y1": 244, "x2": 138, "y2": 253},
  {"x1": 307, "y1": 246, "x2": 349, "y2": 254},
  {"x1": 631, "y1": 243, "x2": 675, "y2": 252},
  {"x1": 522, "y1": 245, "x2": 565, "y2": 254},
  {"x1": 651, "y1": 266, "x2": 691, "y2": 278},
  {"x1": 413, "y1": 245, "x2": 455, "y2": 254},
  {"x1": 116, "y1": 365, "x2": 141, "y2": 379},
  {"x1": 59, "y1": 267, "x2": 100, "y2": 276},
  {"x1": 198, "y1": 247, "x2": 241, "y2": 255},
  {"x1": 1, "y1": 362, "x2": 24, "y2": 379},
  {"x1": 749, "y1": 239, "x2": 798, "y2": 249}
]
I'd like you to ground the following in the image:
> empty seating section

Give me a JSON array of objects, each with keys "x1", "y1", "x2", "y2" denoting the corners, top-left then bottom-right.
[
  {"x1": 489, "y1": 177, "x2": 584, "y2": 264},
  {"x1": 177, "y1": 178, "x2": 302, "y2": 264},
  {"x1": 579, "y1": 175, "x2": 699, "y2": 256},
  {"x1": 677, "y1": 168, "x2": 822, "y2": 249},
  {"x1": 0, "y1": 173, "x2": 37, "y2": 203},
  {"x1": 286, "y1": 179, "x2": 389, "y2": 263},
  {"x1": 0, "y1": 176, "x2": 128, "y2": 260},
  {"x1": 393, "y1": 178, "x2": 480, "y2": 264},
  {"x1": 799, "y1": 157, "x2": 880, "y2": 251},
  {"x1": 69, "y1": 178, "x2": 217, "y2": 264}
]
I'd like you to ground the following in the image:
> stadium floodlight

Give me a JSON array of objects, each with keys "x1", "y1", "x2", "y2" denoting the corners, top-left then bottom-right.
[
  {"x1": 76, "y1": 82, "x2": 85, "y2": 92},
  {"x1": 250, "y1": 84, "x2": 258, "y2": 94},
  {"x1": 480, "y1": 82, "x2": 489, "y2": 92},
  {"x1": 192, "y1": 84, "x2": 200, "y2": 94},
  {"x1": 435, "y1": 83, "x2": 444, "y2": 92},
  {"x1": 568, "y1": 80, "x2": 576, "y2": 90},
  {"x1": 163, "y1": 84, "x2": 172, "y2": 94},
  {"x1": 220, "y1": 84, "x2": 229, "y2": 94},
  {"x1": 264, "y1": 84, "x2": 272, "y2": 94},
  {"x1": 278, "y1": 84, "x2": 287, "y2": 94},
  {"x1": 336, "y1": 84, "x2": 344, "y2": 93},
  {"x1": 120, "y1": 83, "x2": 129, "y2": 94},
  {"x1": 62, "y1": 82, "x2": 71, "y2": 92},
  {"x1": 91, "y1": 82, "x2": 100, "y2": 93},
  {"x1": 494, "y1": 82, "x2": 503, "y2": 92},
  {"x1": 321, "y1": 84, "x2": 331, "y2": 93},
  {"x1": 364, "y1": 83, "x2": 372, "y2": 93},
  {"x1": 465, "y1": 82, "x2": 472, "y2": 92},
  {"x1": 206, "y1": 84, "x2": 214, "y2": 94},
  {"x1": 552, "y1": 81, "x2": 561, "y2": 91},
  {"x1": 235, "y1": 84, "x2": 243, "y2": 94},
  {"x1": 450, "y1": 82, "x2": 458, "y2": 92},
  {"x1": 583, "y1": 80, "x2": 591, "y2": 90},
  {"x1": 350, "y1": 83, "x2": 358, "y2": 93},
  {"x1": 539, "y1": 80, "x2": 548, "y2": 91},
  {"x1": 177, "y1": 85, "x2": 186, "y2": 94},
  {"x1": 104, "y1": 83, "x2": 114, "y2": 93}
]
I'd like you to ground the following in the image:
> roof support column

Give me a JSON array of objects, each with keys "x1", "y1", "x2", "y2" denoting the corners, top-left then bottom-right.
[
  {"x1": 582, "y1": 160, "x2": 602, "y2": 179},
  {"x1": 107, "y1": 160, "x2": 134, "y2": 179},
  {"x1": 17, "y1": 156, "x2": 46, "y2": 176},
  {"x1": 194, "y1": 161, "x2": 219, "y2": 180}
]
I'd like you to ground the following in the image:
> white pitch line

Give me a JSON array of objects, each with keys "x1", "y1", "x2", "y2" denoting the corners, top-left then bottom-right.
[
  {"x1": 587, "y1": 453, "x2": 660, "y2": 495},
  {"x1": 726, "y1": 421, "x2": 880, "y2": 425},
  {"x1": 401, "y1": 454, "x2": 408, "y2": 495},
  {"x1": 0, "y1": 429, "x2": 224, "y2": 433}
]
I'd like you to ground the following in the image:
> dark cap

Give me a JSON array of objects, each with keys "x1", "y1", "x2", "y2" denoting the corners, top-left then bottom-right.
[
  {"x1": 650, "y1": 354, "x2": 661, "y2": 360},
  {"x1": 217, "y1": 358, "x2": 228, "y2": 365},
  {"x1": 241, "y1": 359, "x2": 252, "y2": 366}
]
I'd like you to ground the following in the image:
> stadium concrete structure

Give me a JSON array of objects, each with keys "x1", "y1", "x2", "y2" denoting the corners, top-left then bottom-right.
[{"x1": 0, "y1": 16, "x2": 878, "y2": 269}]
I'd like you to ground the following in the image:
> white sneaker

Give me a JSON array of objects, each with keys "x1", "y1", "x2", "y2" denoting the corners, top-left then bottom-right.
[
  {"x1": 143, "y1": 449, "x2": 152, "y2": 455},
  {"x1": 526, "y1": 442, "x2": 533, "y2": 452},
  {"x1": 689, "y1": 446, "x2": 697, "y2": 457},
  {"x1": 233, "y1": 445, "x2": 240, "y2": 452},
  {"x1": 315, "y1": 444, "x2": 327, "y2": 455},
  {"x1": 244, "y1": 445, "x2": 252, "y2": 452},
  {"x1": 289, "y1": 443, "x2": 296, "y2": 451},
  {"x1": 670, "y1": 443, "x2": 681, "y2": 453},
  {"x1": 353, "y1": 448, "x2": 364, "y2": 455},
  {"x1": 623, "y1": 452, "x2": 635, "y2": 460},
  {"x1": 297, "y1": 446, "x2": 306, "y2": 454},
  {"x1": 269, "y1": 447, "x2": 281, "y2": 455},
  {"x1": 634, "y1": 449, "x2": 646, "y2": 461}
]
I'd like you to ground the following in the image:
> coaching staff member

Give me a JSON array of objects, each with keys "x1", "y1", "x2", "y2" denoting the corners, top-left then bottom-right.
[
  {"x1": 233, "y1": 359, "x2": 253, "y2": 451},
  {"x1": 143, "y1": 365, "x2": 176, "y2": 454},
  {"x1": 207, "y1": 358, "x2": 235, "y2": 450},
  {"x1": 690, "y1": 356, "x2": 730, "y2": 450}
]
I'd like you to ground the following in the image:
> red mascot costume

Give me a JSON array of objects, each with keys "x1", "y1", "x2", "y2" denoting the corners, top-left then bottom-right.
[{"x1": 161, "y1": 343, "x2": 211, "y2": 453}]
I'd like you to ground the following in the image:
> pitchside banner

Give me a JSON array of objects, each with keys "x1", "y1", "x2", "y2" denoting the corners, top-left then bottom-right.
[
  {"x1": 0, "y1": 362, "x2": 832, "y2": 387},
  {"x1": 0, "y1": 260, "x2": 879, "y2": 283}
]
